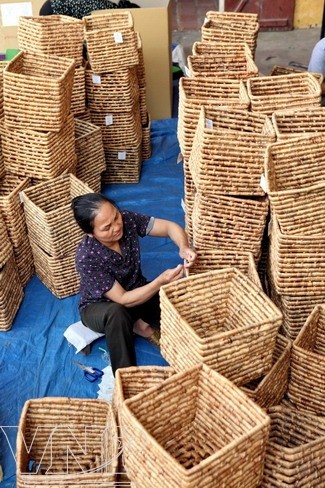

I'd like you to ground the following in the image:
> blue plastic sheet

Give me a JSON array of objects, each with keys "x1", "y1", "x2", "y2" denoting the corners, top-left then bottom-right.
[{"x1": 0, "y1": 118, "x2": 182, "y2": 487}]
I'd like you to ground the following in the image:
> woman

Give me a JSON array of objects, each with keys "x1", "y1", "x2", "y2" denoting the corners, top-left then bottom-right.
[{"x1": 71, "y1": 193, "x2": 196, "y2": 375}]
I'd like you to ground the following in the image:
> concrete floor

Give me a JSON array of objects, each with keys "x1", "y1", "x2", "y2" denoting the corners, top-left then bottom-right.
[{"x1": 172, "y1": 27, "x2": 321, "y2": 75}]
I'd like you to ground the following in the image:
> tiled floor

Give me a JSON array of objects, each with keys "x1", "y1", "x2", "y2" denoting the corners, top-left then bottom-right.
[{"x1": 171, "y1": 0, "x2": 221, "y2": 32}]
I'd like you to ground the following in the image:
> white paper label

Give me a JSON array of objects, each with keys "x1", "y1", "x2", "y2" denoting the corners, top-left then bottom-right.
[
  {"x1": 118, "y1": 152, "x2": 126, "y2": 160},
  {"x1": 105, "y1": 115, "x2": 113, "y2": 126},
  {"x1": 92, "y1": 74, "x2": 101, "y2": 84},
  {"x1": 177, "y1": 152, "x2": 183, "y2": 164},
  {"x1": 181, "y1": 198, "x2": 186, "y2": 213},
  {"x1": 18, "y1": 191, "x2": 24, "y2": 203},
  {"x1": 114, "y1": 32, "x2": 123, "y2": 43},
  {"x1": 260, "y1": 174, "x2": 267, "y2": 193},
  {"x1": 184, "y1": 66, "x2": 191, "y2": 77},
  {"x1": 1, "y1": 2, "x2": 32, "y2": 27},
  {"x1": 205, "y1": 118, "x2": 213, "y2": 129}
]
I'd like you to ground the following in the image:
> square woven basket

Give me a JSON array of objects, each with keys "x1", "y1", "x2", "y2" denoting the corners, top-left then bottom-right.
[
  {"x1": 0, "y1": 251, "x2": 24, "y2": 331},
  {"x1": 84, "y1": 12, "x2": 138, "y2": 73},
  {"x1": 288, "y1": 304, "x2": 325, "y2": 416},
  {"x1": 0, "y1": 61, "x2": 9, "y2": 121},
  {"x1": 261, "y1": 405, "x2": 325, "y2": 487},
  {"x1": 272, "y1": 107, "x2": 325, "y2": 140},
  {"x1": 192, "y1": 40, "x2": 253, "y2": 57},
  {"x1": 75, "y1": 119, "x2": 105, "y2": 193},
  {"x1": 2, "y1": 114, "x2": 76, "y2": 179},
  {"x1": 18, "y1": 15, "x2": 84, "y2": 65},
  {"x1": 120, "y1": 363, "x2": 270, "y2": 488},
  {"x1": 101, "y1": 143, "x2": 142, "y2": 184},
  {"x1": 265, "y1": 133, "x2": 325, "y2": 235},
  {"x1": 3, "y1": 51, "x2": 75, "y2": 132},
  {"x1": 16, "y1": 397, "x2": 119, "y2": 487},
  {"x1": 160, "y1": 268, "x2": 282, "y2": 385},
  {"x1": 0, "y1": 209, "x2": 11, "y2": 267},
  {"x1": 12, "y1": 237, "x2": 35, "y2": 288},
  {"x1": 141, "y1": 112, "x2": 151, "y2": 160},
  {"x1": 21, "y1": 174, "x2": 92, "y2": 258},
  {"x1": 71, "y1": 64, "x2": 86, "y2": 116}
]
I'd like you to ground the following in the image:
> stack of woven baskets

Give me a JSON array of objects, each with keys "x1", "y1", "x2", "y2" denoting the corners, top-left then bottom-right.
[{"x1": 84, "y1": 11, "x2": 150, "y2": 184}]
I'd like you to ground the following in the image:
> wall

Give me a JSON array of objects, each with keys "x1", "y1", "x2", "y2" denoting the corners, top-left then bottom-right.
[{"x1": 294, "y1": 0, "x2": 323, "y2": 28}]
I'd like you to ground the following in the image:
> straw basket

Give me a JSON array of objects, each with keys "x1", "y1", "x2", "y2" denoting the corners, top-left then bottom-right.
[
  {"x1": 265, "y1": 133, "x2": 325, "y2": 235},
  {"x1": 120, "y1": 363, "x2": 270, "y2": 488},
  {"x1": 75, "y1": 109, "x2": 92, "y2": 122},
  {"x1": 268, "y1": 214, "x2": 325, "y2": 295},
  {"x1": 192, "y1": 40, "x2": 253, "y2": 58},
  {"x1": 241, "y1": 334, "x2": 291, "y2": 409},
  {"x1": 12, "y1": 237, "x2": 35, "y2": 288},
  {"x1": 192, "y1": 192, "x2": 269, "y2": 261},
  {"x1": 0, "y1": 212, "x2": 12, "y2": 267},
  {"x1": 31, "y1": 241, "x2": 79, "y2": 299},
  {"x1": 183, "y1": 162, "x2": 196, "y2": 244},
  {"x1": 16, "y1": 397, "x2": 119, "y2": 487},
  {"x1": 0, "y1": 60, "x2": 9, "y2": 120},
  {"x1": 2, "y1": 114, "x2": 76, "y2": 179},
  {"x1": 0, "y1": 252, "x2": 24, "y2": 331},
  {"x1": 270, "y1": 64, "x2": 323, "y2": 85},
  {"x1": 141, "y1": 113, "x2": 151, "y2": 160},
  {"x1": 18, "y1": 15, "x2": 84, "y2": 65},
  {"x1": 247, "y1": 72, "x2": 321, "y2": 115},
  {"x1": 71, "y1": 64, "x2": 86, "y2": 116},
  {"x1": 272, "y1": 107, "x2": 325, "y2": 140},
  {"x1": 85, "y1": 67, "x2": 139, "y2": 112},
  {"x1": 21, "y1": 174, "x2": 92, "y2": 258},
  {"x1": 178, "y1": 77, "x2": 250, "y2": 159},
  {"x1": 102, "y1": 143, "x2": 142, "y2": 184},
  {"x1": 136, "y1": 33, "x2": 146, "y2": 89},
  {"x1": 75, "y1": 119, "x2": 105, "y2": 193},
  {"x1": 261, "y1": 405, "x2": 325, "y2": 487},
  {"x1": 160, "y1": 268, "x2": 282, "y2": 385},
  {"x1": 0, "y1": 134, "x2": 4, "y2": 179},
  {"x1": 3, "y1": 51, "x2": 75, "y2": 132},
  {"x1": 84, "y1": 12, "x2": 138, "y2": 73},
  {"x1": 189, "y1": 106, "x2": 272, "y2": 196},
  {"x1": 288, "y1": 305, "x2": 325, "y2": 416}
]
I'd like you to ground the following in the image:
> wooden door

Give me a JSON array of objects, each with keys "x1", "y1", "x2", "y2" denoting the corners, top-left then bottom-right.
[{"x1": 225, "y1": 0, "x2": 296, "y2": 30}]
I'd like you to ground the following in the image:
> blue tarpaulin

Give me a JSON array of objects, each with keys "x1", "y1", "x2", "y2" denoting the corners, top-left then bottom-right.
[{"x1": 0, "y1": 118, "x2": 182, "y2": 487}]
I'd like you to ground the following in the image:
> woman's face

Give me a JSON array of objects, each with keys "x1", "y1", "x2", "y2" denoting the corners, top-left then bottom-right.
[{"x1": 90, "y1": 201, "x2": 123, "y2": 247}]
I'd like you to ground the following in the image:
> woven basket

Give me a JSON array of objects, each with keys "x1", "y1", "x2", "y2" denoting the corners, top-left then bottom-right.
[
  {"x1": 2, "y1": 114, "x2": 76, "y2": 179},
  {"x1": 102, "y1": 143, "x2": 142, "y2": 184},
  {"x1": 136, "y1": 32, "x2": 146, "y2": 89},
  {"x1": 0, "y1": 212, "x2": 12, "y2": 267},
  {"x1": 21, "y1": 174, "x2": 92, "y2": 258},
  {"x1": 247, "y1": 72, "x2": 321, "y2": 115},
  {"x1": 3, "y1": 51, "x2": 75, "y2": 132},
  {"x1": 272, "y1": 107, "x2": 325, "y2": 140},
  {"x1": 160, "y1": 268, "x2": 282, "y2": 385},
  {"x1": 12, "y1": 237, "x2": 35, "y2": 288},
  {"x1": 71, "y1": 64, "x2": 86, "y2": 116},
  {"x1": 288, "y1": 305, "x2": 325, "y2": 415},
  {"x1": 18, "y1": 15, "x2": 84, "y2": 65},
  {"x1": 84, "y1": 12, "x2": 138, "y2": 73},
  {"x1": 139, "y1": 86, "x2": 148, "y2": 125},
  {"x1": 192, "y1": 40, "x2": 253, "y2": 58},
  {"x1": 270, "y1": 64, "x2": 323, "y2": 84},
  {"x1": 120, "y1": 363, "x2": 270, "y2": 488},
  {"x1": 16, "y1": 397, "x2": 119, "y2": 487},
  {"x1": 192, "y1": 192, "x2": 269, "y2": 261},
  {"x1": 0, "y1": 252, "x2": 24, "y2": 331},
  {"x1": 30, "y1": 158, "x2": 77, "y2": 186},
  {"x1": 31, "y1": 241, "x2": 79, "y2": 299},
  {"x1": 189, "y1": 106, "x2": 273, "y2": 196},
  {"x1": 205, "y1": 10, "x2": 259, "y2": 25},
  {"x1": 0, "y1": 60, "x2": 9, "y2": 120},
  {"x1": 261, "y1": 405, "x2": 325, "y2": 487},
  {"x1": 183, "y1": 162, "x2": 196, "y2": 244},
  {"x1": 75, "y1": 109, "x2": 92, "y2": 122},
  {"x1": 0, "y1": 133, "x2": 4, "y2": 179},
  {"x1": 85, "y1": 66, "x2": 139, "y2": 113},
  {"x1": 141, "y1": 113, "x2": 151, "y2": 160},
  {"x1": 241, "y1": 334, "x2": 291, "y2": 409},
  {"x1": 75, "y1": 119, "x2": 105, "y2": 193},
  {"x1": 90, "y1": 104, "x2": 142, "y2": 147},
  {"x1": 268, "y1": 213, "x2": 325, "y2": 295},
  {"x1": 178, "y1": 77, "x2": 250, "y2": 159}
]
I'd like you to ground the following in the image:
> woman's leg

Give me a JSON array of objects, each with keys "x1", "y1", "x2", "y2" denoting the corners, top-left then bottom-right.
[{"x1": 80, "y1": 302, "x2": 136, "y2": 375}]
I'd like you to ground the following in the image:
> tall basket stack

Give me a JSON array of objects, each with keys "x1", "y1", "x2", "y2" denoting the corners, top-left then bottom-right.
[{"x1": 84, "y1": 12, "x2": 149, "y2": 184}]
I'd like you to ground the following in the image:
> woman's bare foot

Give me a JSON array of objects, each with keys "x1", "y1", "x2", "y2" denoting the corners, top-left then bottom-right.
[{"x1": 133, "y1": 318, "x2": 155, "y2": 338}]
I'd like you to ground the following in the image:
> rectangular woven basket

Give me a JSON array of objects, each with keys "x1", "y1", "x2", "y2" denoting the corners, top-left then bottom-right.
[
  {"x1": 270, "y1": 64, "x2": 323, "y2": 85},
  {"x1": 0, "y1": 61, "x2": 8, "y2": 121},
  {"x1": 192, "y1": 192, "x2": 269, "y2": 261},
  {"x1": 16, "y1": 397, "x2": 119, "y2": 487},
  {"x1": 3, "y1": 51, "x2": 75, "y2": 132},
  {"x1": 0, "y1": 212, "x2": 12, "y2": 267},
  {"x1": 0, "y1": 252, "x2": 24, "y2": 331},
  {"x1": 136, "y1": 33, "x2": 146, "y2": 89},
  {"x1": 2, "y1": 114, "x2": 76, "y2": 179},
  {"x1": 192, "y1": 40, "x2": 253, "y2": 58},
  {"x1": 141, "y1": 112, "x2": 151, "y2": 160},
  {"x1": 120, "y1": 363, "x2": 270, "y2": 488},
  {"x1": 272, "y1": 107, "x2": 325, "y2": 140},
  {"x1": 261, "y1": 405, "x2": 325, "y2": 487},
  {"x1": 160, "y1": 268, "x2": 282, "y2": 385},
  {"x1": 247, "y1": 72, "x2": 322, "y2": 114},
  {"x1": 101, "y1": 143, "x2": 142, "y2": 184},
  {"x1": 71, "y1": 64, "x2": 86, "y2": 116},
  {"x1": 21, "y1": 173, "x2": 92, "y2": 258},
  {"x1": 12, "y1": 237, "x2": 35, "y2": 288},
  {"x1": 189, "y1": 106, "x2": 272, "y2": 196},
  {"x1": 265, "y1": 133, "x2": 325, "y2": 235},
  {"x1": 288, "y1": 304, "x2": 325, "y2": 416},
  {"x1": 84, "y1": 12, "x2": 138, "y2": 73},
  {"x1": 18, "y1": 15, "x2": 84, "y2": 65}
]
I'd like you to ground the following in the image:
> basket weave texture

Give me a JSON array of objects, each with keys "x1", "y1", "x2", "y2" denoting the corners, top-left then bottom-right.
[
  {"x1": 192, "y1": 40, "x2": 253, "y2": 57},
  {"x1": 0, "y1": 212, "x2": 12, "y2": 267},
  {"x1": 16, "y1": 397, "x2": 119, "y2": 487},
  {"x1": 18, "y1": 15, "x2": 84, "y2": 65},
  {"x1": 270, "y1": 64, "x2": 323, "y2": 84},
  {"x1": 141, "y1": 113, "x2": 151, "y2": 160},
  {"x1": 288, "y1": 305, "x2": 325, "y2": 416},
  {"x1": 102, "y1": 143, "x2": 142, "y2": 184},
  {"x1": 261, "y1": 405, "x2": 325, "y2": 487},
  {"x1": 71, "y1": 65, "x2": 86, "y2": 116},
  {"x1": 120, "y1": 363, "x2": 270, "y2": 488},
  {"x1": 160, "y1": 268, "x2": 282, "y2": 385},
  {"x1": 272, "y1": 107, "x2": 325, "y2": 140},
  {"x1": 84, "y1": 12, "x2": 138, "y2": 73},
  {"x1": 2, "y1": 114, "x2": 76, "y2": 179},
  {"x1": 21, "y1": 174, "x2": 92, "y2": 258},
  {"x1": 12, "y1": 237, "x2": 34, "y2": 288},
  {"x1": 0, "y1": 61, "x2": 8, "y2": 121},
  {"x1": 3, "y1": 51, "x2": 75, "y2": 132},
  {"x1": 0, "y1": 252, "x2": 24, "y2": 331}
]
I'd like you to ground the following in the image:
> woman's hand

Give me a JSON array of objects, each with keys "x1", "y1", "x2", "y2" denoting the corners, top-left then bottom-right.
[
  {"x1": 159, "y1": 264, "x2": 185, "y2": 285},
  {"x1": 179, "y1": 246, "x2": 197, "y2": 270}
]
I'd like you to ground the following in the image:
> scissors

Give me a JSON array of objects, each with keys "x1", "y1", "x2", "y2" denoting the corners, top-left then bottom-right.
[{"x1": 73, "y1": 360, "x2": 104, "y2": 383}]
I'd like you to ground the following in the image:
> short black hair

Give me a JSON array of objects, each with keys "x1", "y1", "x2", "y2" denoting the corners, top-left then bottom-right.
[{"x1": 71, "y1": 193, "x2": 118, "y2": 234}]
